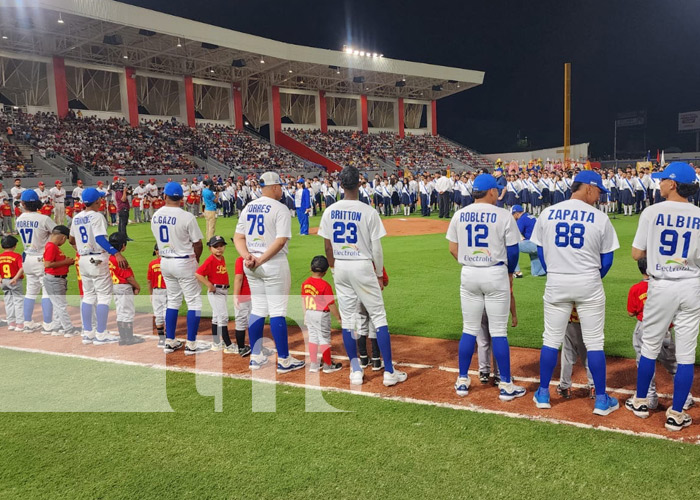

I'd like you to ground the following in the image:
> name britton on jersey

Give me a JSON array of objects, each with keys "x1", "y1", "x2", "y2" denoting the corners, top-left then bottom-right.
[
  {"x1": 654, "y1": 213, "x2": 700, "y2": 229},
  {"x1": 330, "y1": 210, "x2": 363, "y2": 221},
  {"x1": 547, "y1": 209, "x2": 596, "y2": 223}
]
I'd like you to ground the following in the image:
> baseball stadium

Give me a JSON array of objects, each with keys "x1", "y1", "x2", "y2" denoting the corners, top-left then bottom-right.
[{"x1": 2, "y1": 1, "x2": 700, "y2": 498}]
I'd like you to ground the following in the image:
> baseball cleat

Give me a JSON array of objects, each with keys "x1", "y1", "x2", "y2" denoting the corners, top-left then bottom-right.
[
  {"x1": 163, "y1": 339, "x2": 183, "y2": 354},
  {"x1": 184, "y1": 341, "x2": 210, "y2": 356},
  {"x1": 7, "y1": 324, "x2": 17, "y2": 331},
  {"x1": 593, "y1": 394, "x2": 619, "y2": 416},
  {"x1": 237, "y1": 345, "x2": 252, "y2": 357},
  {"x1": 249, "y1": 354, "x2": 269, "y2": 370},
  {"x1": 479, "y1": 372, "x2": 489, "y2": 384},
  {"x1": 371, "y1": 357, "x2": 384, "y2": 371},
  {"x1": 665, "y1": 408, "x2": 692, "y2": 432},
  {"x1": 349, "y1": 369, "x2": 364, "y2": 386},
  {"x1": 684, "y1": 394, "x2": 695, "y2": 411},
  {"x1": 209, "y1": 342, "x2": 224, "y2": 352},
  {"x1": 93, "y1": 332, "x2": 119, "y2": 345},
  {"x1": 82, "y1": 332, "x2": 95, "y2": 344},
  {"x1": 22, "y1": 322, "x2": 40, "y2": 333},
  {"x1": 51, "y1": 328, "x2": 65, "y2": 336},
  {"x1": 383, "y1": 369, "x2": 407, "y2": 387},
  {"x1": 556, "y1": 385, "x2": 572, "y2": 399},
  {"x1": 277, "y1": 355, "x2": 305, "y2": 373},
  {"x1": 308, "y1": 363, "x2": 321, "y2": 373},
  {"x1": 624, "y1": 397, "x2": 650, "y2": 419},
  {"x1": 223, "y1": 344, "x2": 239, "y2": 354},
  {"x1": 533, "y1": 387, "x2": 551, "y2": 409},
  {"x1": 454, "y1": 376, "x2": 471, "y2": 397},
  {"x1": 323, "y1": 362, "x2": 342, "y2": 374},
  {"x1": 499, "y1": 381, "x2": 527, "y2": 401},
  {"x1": 492, "y1": 375, "x2": 500, "y2": 387}
]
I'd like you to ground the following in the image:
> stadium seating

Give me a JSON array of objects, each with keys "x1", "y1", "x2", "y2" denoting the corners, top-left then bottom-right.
[{"x1": 0, "y1": 139, "x2": 37, "y2": 177}]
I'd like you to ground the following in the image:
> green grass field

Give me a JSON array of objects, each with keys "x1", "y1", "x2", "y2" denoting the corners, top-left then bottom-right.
[{"x1": 4, "y1": 209, "x2": 699, "y2": 499}]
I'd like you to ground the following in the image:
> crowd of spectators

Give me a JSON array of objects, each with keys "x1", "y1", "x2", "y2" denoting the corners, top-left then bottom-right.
[
  {"x1": 285, "y1": 129, "x2": 491, "y2": 171},
  {"x1": 0, "y1": 139, "x2": 37, "y2": 178}
]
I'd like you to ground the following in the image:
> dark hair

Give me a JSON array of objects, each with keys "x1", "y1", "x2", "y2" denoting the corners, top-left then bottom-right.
[
  {"x1": 570, "y1": 181, "x2": 585, "y2": 193},
  {"x1": 23, "y1": 201, "x2": 42, "y2": 212},
  {"x1": 166, "y1": 194, "x2": 183, "y2": 202},
  {"x1": 472, "y1": 190, "x2": 488, "y2": 199},
  {"x1": 52, "y1": 225, "x2": 70, "y2": 237},
  {"x1": 339, "y1": 166, "x2": 360, "y2": 190},
  {"x1": 677, "y1": 182, "x2": 699, "y2": 199},
  {"x1": 108, "y1": 232, "x2": 128, "y2": 250},
  {"x1": 1, "y1": 235, "x2": 18, "y2": 249},
  {"x1": 310, "y1": 255, "x2": 329, "y2": 273},
  {"x1": 637, "y1": 257, "x2": 647, "y2": 275}
]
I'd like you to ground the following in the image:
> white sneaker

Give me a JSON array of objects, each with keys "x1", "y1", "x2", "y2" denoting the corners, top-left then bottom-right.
[
  {"x1": 185, "y1": 341, "x2": 210, "y2": 355},
  {"x1": 82, "y1": 332, "x2": 95, "y2": 344},
  {"x1": 350, "y1": 369, "x2": 364, "y2": 386},
  {"x1": 684, "y1": 394, "x2": 695, "y2": 411},
  {"x1": 164, "y1": 339, "x2": 183, "y2": 354},
  {"x1": 277, "y1": 355, "x2": 305, "y2": 373},
  {"x1": 93, "y1": 332, "x2": 119, "y2": 345},
  {"x1": 7, "y1": 325, "x2": 16, "y2": 331},
  {"x1": 210, "y1": 342, "x2": 224, "y2": 352},
  {"x1": 309, "y1": 362, "x2": 321, "y2": 373},
  {"x1": 51, "y1": 329, "x2": 64, "y2": 336},
  {"x1": 41, "y1": 322, "x2": 54, "y2": 335},
  {"x1": 383, "y1": 369, "x2": 408, "y2": 387},
  {"x1": 454, "y1": 376, "x2": 471, "y2": 397},
  {"x1": 23, "y1": 322, "x2": 40, "y2": 333}
]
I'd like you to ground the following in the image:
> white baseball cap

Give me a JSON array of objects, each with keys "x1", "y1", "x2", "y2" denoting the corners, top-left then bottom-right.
[{"x1": 259, "y1": 172, "x2": 282, "y2": 186}]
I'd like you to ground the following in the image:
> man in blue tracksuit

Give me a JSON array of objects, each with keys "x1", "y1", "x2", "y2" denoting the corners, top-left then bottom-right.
[
  {"x1": 511, "y1": 204, "x2": 545, "y2": 277},
  {"x1": 295, "y1": 178, "x2": 311, "y2": 235}
]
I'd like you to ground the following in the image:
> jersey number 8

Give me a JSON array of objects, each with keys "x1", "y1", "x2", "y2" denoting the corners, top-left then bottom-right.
[{"x1": 554, "y1": 222, "x2": 585, "y2": 249}]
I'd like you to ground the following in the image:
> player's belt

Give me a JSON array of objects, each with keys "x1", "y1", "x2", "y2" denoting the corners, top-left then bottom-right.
[
  {"x1": 49, "y1": 274, "x2": 68, "y2": 279},
  {"x1": 153, "y1": 287, "x2": 166, "y2": 289},
  {"x1": 82, "y1": 252, "x2": 104, "y2": 256},
  {"x1": 214, "y1": 284, "x2": 230, "y2": 289},
  {"x1": 161, "y1": 255, "x2": 191, "y2": 259}
]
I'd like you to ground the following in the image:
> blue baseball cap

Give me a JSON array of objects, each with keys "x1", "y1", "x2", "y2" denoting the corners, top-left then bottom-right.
[
  {"x1": 297, "y1": 178, "x2": 305, "y2": 184},
  {"x1": 511, "y1": 204, "x2": 524, "y2": 214},
  {"x1": 573, "y1": 171, "x2": 609, "y2": 193},
  {"x1": 81, "y1": 187, "x2": 104, "y2": 205},
  {"x1": 651, "y1": 162, "x2": 696, "y2": 185},
  {"x1": 473, "y1": 174, "x2": 502, "y2": 192},
  {"x1": 20, "y1": 190, "x2": 39, "y2": 202},
  {"x1": 163, "y1": 182, "x2": 183, "y2": 197}
]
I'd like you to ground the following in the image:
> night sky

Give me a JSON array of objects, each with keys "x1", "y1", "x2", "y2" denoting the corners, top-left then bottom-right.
[{"x1": 122, "y1": 0, "x2": 700, "y2": 157}]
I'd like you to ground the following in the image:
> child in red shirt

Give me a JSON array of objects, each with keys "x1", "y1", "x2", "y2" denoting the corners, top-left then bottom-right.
[
  {"x1": 0, "y1": 235, "x2": 24, "y2": 330},
  {"x1": 152, "y1": 198, "x2": 164, "y2": 210},
  {"x1": 301, "y1": 255, "x2": 341, "y2": 373},
  {"x1": 39, "y1": 203, "x2": 53, "y2": 217},
  {"x1": 232, "y1": 255, "x2": 254, "y2": 357},
  {"x1": 1, "y1": 200, "x2": 13, "y2": 235},
  {"x1": 108, "y1": 203, "x2": 117, "y2": 224},
  {"x1": 147, "y1": 244, "x2": 167, "y2": 346},
  {"x1": 195, "y1": 236, "x2": 238, "y2": 354},
  {"x1": 43, "y1": 226, "x2": 79, "y2": 336},
  {"x1": 108, "y1": 232, "x2": 143, "y2": 345},
  {"x1": 13, "y1": 202, "x2": 21, "y2": 218},
  {"x1": 625, "y1": 257, "x2": 693, "y2": 411}
]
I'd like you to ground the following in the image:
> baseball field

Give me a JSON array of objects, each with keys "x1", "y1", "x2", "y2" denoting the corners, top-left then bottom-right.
[{"x1": 2, "y1": 210, "x2": 700, "y2": 499}]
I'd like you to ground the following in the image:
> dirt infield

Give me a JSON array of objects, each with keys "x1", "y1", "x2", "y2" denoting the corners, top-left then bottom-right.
[
  {"x1": 310, "y1": 217, "x2": 449, "y2": 237},
  {"x1": 2, "y1": 307, "x2": 699, "y2": 444}
]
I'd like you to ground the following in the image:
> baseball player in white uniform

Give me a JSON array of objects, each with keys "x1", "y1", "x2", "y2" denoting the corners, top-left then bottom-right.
[
  {"x1": 233, "y1": 171, "x2": 305, "y2": 373},
  {"x1": 190, "y1": 179, "x2": 202, "y2": 217},
  {"x1": 151, "y1": 182, "x2": 208, "y2": 355},
  {"x1": 318, "y1": 166, "x2": 407, "y2": 387},
  {"x1": 144, "y1": 179, "x2": 158, "y2": 222},
  {"x1": 16, "y1": 190, "x2": 56, "y2": 333},
  {"x1": 446, "y1": 173, "x2": 525, "y2": 401},
  {"x1": 34, "y1": 182, "x2": 50, "y2": 204},
  {"x1": 531, "y1": 170, "x2": 620, "y2": 416},
  {"x1": 132, "y1": 181, "x2": 146, "y2": 223},
  {"x1": 10, "y1": 179, "x2": 25, "y2": 204},
  {"x1": 50, "y1": 180, "x2": 67, "y2": 224},
  {"x1": 630, "y1": 162, "x2": 700, "y2": 431},
  {"x1": 72, "y1": 180, "x2": 84, "y2": 204},
  {"x1": 69, "y1": 187, "x2": 125, "y2": 345}
]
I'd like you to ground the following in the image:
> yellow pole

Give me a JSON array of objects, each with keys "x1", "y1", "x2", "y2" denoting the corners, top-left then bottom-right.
[{"x1": 563, "y1": 63, "x2": 571, "y2": 168}]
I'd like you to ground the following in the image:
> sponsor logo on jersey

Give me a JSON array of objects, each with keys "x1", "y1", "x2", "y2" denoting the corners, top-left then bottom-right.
[{"x1": 472, "y1": 249, "x2": 492, "y2": 257}]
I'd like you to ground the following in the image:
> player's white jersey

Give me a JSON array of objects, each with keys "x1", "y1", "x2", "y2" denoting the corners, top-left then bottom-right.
[
  {"x1": 632, "y1": 201, "x2": 700, "y2": 280},
  {"x1": 446, "y1": 203, "x2": 519, "y2": 267},
  {"x1": 10, "y1": 186, "x2": 24, "y2": 201},
  {"x1": 70, "y1": 210, "x2": 107, "y2": 256},
  {"x1": 531, "y1": 199, "x2": 619, "y2": 275},
  {"x1": 34, "y1": 188, "x2": 50, "y2": 203},
  {"x1": 132, "y1": 186, "x2": 146, "y2": 199},
  {"x1": 0, "y1": 190, "x2": 8, "y2": 204},
  {"x1": 235, "y1": 196, "x2": 291, "y2": 256},
  {"x1": 72, "y1": 186, "x2": 83, "y2": 202},
  {"x1": 15, "y1": 211, "x2": 56, "y2": 255},
  {"x1": 145, "y1": 183, "x2": 158, "y2": 198},
  {"x1": 318, "y1": 199, "x2": 386, "y2": 261},
  {"x1": 181, "y1": 183, "x2": 191, "y2": 197},
  {"x1": 49, "y1": 187, "x2": 66, "y2": 204},
  {"x1": 190, "y1": 183, "x2": 202, "y2": 195},
  {"x1": 151, "y1": 206, "x2": 203, "y2": 257}
]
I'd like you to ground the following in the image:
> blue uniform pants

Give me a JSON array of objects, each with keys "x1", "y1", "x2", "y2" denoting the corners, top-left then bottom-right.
[{"x1": 296, "y1": 208, "x2": 309, "y2": 235}]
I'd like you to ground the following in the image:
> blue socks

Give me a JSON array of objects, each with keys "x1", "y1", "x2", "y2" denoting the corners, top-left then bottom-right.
[
  {"x1": 673, "y1": 364, "x2": 694, "y2": 412},
  {"x1": 539, "y1": 346, "x2": 559, "y2": 390},
  {"x1": 23, "y1": 297, "x2": 35, "y2": 323},
  {"x1": 165, "y1": 308, "x2": 178, "y2": 340},
  {"x1": 458, "y1": 333, "x2": 476, "y2": 378},
  {"x1": 248, "y1": 314, "x2": 265, "y2": 356},
  {"x1": 96, "y1": 304, "x2": 109, "y2": 334},
  {"x1": 636, "y1": 355, "x2": 656, "y2": 399},
  {"x1": 342, "y1": 329, "x2": 361, "y2": 372},
  {"x1": 41, "y1": 297, "x2": 53, "y2": 325},
  {"x1": 492, "y1": 337, "x2": 511, "y2": 383},
  {"x1": 186, "y1": 310, "x2": 200, "y2": 342},
  {"x1": 81, "y1": 302, "x2": 93, "y2": 332},
  {"x1": 270, "y1": 316, "x2": 289, "y2": 358},
  {"x1": 587, "y1": 350, "x2": 607, "y2": 398},
  {"x1": 376, "y1": 325, "x2": 393, "y2": 373}
]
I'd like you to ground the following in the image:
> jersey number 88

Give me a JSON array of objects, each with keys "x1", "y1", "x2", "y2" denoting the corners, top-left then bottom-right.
[{"x1": 554, "y1": 222, "x2": 585, "y2": 249}]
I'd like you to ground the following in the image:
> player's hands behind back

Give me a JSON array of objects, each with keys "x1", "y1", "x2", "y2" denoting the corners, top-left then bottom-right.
[{"x1": 114, "y1": 253, "x2": 129, "y2": 269}]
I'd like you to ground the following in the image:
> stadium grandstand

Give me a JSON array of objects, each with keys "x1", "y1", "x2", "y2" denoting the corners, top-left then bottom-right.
[{"x1": 0, "y1": 0, "x2": 491, "y2": 188}]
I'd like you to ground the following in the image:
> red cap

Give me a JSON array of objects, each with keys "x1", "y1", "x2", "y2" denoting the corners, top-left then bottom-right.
[
  {"x1": 139, "y1": 180, "x2": 144, "y2": 184},
  {"x1": 97, "y1": 181, "x2": 104, "y2": 186},
  {"x1": 38, "y1": 181, "x2": 45, "y2": 186},
  {"x1": 182, "y1": 178, "x2": 187, "y2": 182},
  {"x1": 113, "y1": 176, "x2": 119, "y2": 181},
  {"x1": 149, "y1": 178, "x2": 155, "y2": 182},
  {"x1": 192, "y1": 177, "x2": 197, "y2": 182},
  {"x1": 204, "y1": 175, "x2": 209, "y2": 179},
  {"x1": 77, "y1": 179, "x2": 83, "y2": 184},
  {"x1": 55, "y1": 180, "x2": 61, "y2": 185}
]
